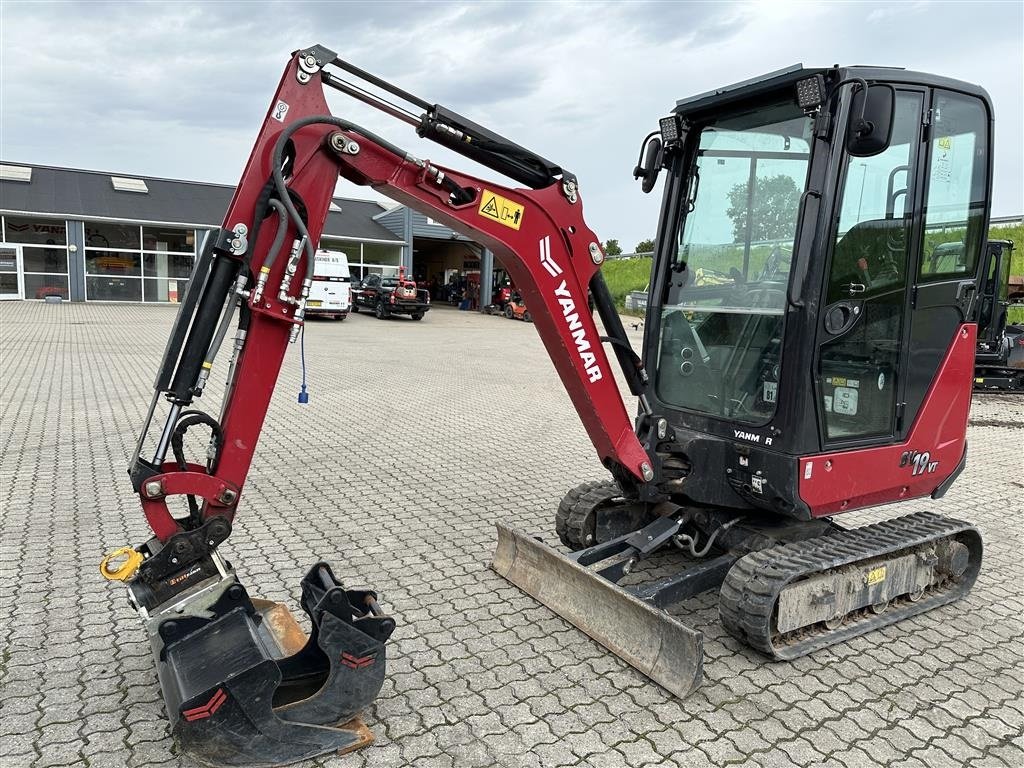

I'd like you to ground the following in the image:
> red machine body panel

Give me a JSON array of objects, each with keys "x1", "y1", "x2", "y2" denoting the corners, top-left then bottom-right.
[{"x1": 799, "y1": 324, "x2": 976, "y2": 516}]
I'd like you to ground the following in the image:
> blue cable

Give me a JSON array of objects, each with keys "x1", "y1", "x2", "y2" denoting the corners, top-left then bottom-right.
[{"x1": 298, "y1": 325, "x2": 309, "y2": 403}]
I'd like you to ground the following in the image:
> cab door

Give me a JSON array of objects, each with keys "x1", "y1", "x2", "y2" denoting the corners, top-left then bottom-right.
[
  {"x1": 815, "y1": 89, "x2": 926, "y2": 446},
  {"x1": 901, "y1": 89, "x2": 991, "y2": 430}
]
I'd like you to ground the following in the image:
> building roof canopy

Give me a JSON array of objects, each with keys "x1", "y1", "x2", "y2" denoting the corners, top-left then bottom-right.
[{"x1": 0, "y1": 162, "x2": 403, "y2": 243}]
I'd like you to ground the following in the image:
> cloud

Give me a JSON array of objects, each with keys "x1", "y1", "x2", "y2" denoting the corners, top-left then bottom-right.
[
  {"x1": 1, "y1": 0, "x2": 1021, "y2": 247},
  {"x1": 866, "y1": 0, "x2": 931, "y2": 24}
]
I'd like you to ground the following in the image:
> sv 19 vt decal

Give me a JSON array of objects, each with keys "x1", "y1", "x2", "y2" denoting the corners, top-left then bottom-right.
[{"x1": 899, "y1": 449, "x2": 939, "y2": 476}]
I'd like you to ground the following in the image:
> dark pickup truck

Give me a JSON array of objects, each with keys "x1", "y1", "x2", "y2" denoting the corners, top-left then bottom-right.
[{"x1": 352, "y1": 273, "x2": 431, "y2": 320}]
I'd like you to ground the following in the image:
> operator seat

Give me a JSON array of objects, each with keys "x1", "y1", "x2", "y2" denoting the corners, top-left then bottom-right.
[{"x1": 829, "y1": 217, "x2": 909, "y2": 302}]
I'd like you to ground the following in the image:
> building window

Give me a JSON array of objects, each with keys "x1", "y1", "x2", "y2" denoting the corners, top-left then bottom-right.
[
  {"x1": 1, "y1": 215, "x2": 70, "y2": 299},
  {"x1": 143, "y1": 226, "x2": 194, "y2": 253},
  {"x1": 85, "y1": 221, "x2": 141, "y2": 249},
  {"x1": 362, "y1": 243, "x2": 402, "y2": 267},
  {"x1": 319, "y1": 238, "x2": 403, "y2": 282},
  {"x1": 84, "y1": 222, "x2": 196, "y2": 302},
  {"x1": 86, "y1": 250, "x2": 142, "y2": 276},
  {"x1": 4, "y1": 216, "x2": 66, "y2": 245},
  {"x1": 143, "y1": 251, "x2": 195, "y2": 302},
  {"x1": 86, "y1": 275, "x2": 142, "y2": 302}
]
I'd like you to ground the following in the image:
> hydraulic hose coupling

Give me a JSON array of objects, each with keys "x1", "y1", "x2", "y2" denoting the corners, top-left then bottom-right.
[
  {"x1": 194, "y1": 361, "x2": 214, "y2": 394},
  {"x1": 224, "y1": 328, "x2": 247, "y2": 389},
  {"x1": 252, "y1": 266, "x2": 270, "y2": 304},
  {"x1": 278, "y1": 236, "x2": 308, "y2": 303},
  {"x1": 289, "y1": 278, "x2": 313, "y2": 343}
]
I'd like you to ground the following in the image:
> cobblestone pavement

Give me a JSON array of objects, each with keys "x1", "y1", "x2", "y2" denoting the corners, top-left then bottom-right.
[{"x1": 1, "y1": 301, "x2": 1022, "y2": 768}]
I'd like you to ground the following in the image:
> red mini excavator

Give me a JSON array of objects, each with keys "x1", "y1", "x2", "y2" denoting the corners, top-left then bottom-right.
[{"x1": 101, "y1": 44, "x2": 993, "y2": 766}]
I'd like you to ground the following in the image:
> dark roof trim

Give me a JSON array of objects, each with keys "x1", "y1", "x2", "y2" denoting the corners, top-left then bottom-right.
[
  {"x1": 1, "y1": 207, "x2": 212, "y2": 230},
  {"x1": 0, "y1": 161, "x2": 404, "y2": 243},
  {"x1": 674, "y1": 64, "x2": 991, "y2": 118},
  {"x1": 0, "y1": 161, "x2": 378, "y2": 204}
]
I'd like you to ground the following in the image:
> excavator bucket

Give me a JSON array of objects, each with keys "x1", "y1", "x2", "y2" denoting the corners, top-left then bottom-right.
[
  {"x1": 491, "y1": 524, "x2": 704, "y2": 698},
  {"x1": 144, "y1": 562, "x2": 395, "y2": 768}
]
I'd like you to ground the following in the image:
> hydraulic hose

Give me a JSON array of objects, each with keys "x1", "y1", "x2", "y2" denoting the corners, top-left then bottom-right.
[
  {"x1": 261, "y1": 198, "x2": 289, "y2": 271},
  {"x1": 674, "y1": 517, "x2": 742, "y2": 558},
  {"x1": 270, "y1": 115, "x2": 413, "y2": 267}
]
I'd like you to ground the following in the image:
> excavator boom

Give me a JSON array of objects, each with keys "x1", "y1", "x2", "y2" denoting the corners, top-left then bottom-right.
[{"x1": 107, "y1": 44, "x2": 663, "y2": 767}]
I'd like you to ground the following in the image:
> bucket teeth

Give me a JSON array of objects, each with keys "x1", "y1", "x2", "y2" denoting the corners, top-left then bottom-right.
[{"x1": 491, "y1": 523, "x2": 703, "y2": 698}]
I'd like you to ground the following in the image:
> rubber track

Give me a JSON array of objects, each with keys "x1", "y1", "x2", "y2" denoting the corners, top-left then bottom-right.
[
  {"x1": 719, "y1": 511, "x2": 982, "y2": 660},
  {"x1": 555, "y1": 480, "x2": 620, "y2": 550}
]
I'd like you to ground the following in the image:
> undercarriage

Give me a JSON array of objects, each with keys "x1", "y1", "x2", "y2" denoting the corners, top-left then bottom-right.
[{"x1": 494, "y1": 481, "x2": 982, "y2": 696}]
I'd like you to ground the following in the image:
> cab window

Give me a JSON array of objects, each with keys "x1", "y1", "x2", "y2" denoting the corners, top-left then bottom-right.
[{"x1": 919, "y1": 91, "x2": 989, "y2": 280}]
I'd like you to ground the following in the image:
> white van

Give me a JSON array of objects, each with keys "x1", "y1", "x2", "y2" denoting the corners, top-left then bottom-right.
[{"x1": 307, "y1": 249, "x2": 352, "y2": 319}]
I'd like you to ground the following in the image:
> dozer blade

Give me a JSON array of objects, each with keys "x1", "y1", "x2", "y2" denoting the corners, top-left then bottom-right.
[
  {"x1": 143, "y1": 562, "x2": 394, "y2": 768},
  {"x1": 491, "y1": 523, "x2": 703, "y2": 698}
]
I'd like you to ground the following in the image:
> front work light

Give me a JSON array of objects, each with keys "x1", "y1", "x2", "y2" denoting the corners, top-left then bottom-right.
[
  {"x1": 659, "y1": 115, "x2": 682, "y2": 144},
  {"x1": 796, "y1": 74, "x2": 826, "y2": 111}
]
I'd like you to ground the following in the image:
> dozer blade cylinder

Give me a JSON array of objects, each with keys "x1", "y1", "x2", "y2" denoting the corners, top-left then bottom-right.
[{"x1": 491, "y1": 523, "x2": 703, "y2": 698}]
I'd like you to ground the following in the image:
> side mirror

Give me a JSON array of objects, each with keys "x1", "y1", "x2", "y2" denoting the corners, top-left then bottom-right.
[
  {"x1": 633, "y1": 136, "x2": 663, "y2": 194},
  {"x1": 846, "y1": 84, "x2": 895, "y2": 157}
]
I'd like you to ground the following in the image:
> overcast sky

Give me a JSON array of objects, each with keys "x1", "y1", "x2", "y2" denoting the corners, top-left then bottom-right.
[{"x1": 2, "y1": 0, "x2": 1021, "y2": 248}]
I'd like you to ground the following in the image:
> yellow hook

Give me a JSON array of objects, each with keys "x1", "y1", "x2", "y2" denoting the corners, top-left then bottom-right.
[{"x1": 99, "y1": 546, "x2": 143, "y2": 581}]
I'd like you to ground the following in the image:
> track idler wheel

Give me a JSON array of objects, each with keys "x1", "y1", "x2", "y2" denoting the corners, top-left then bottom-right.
[
  {"x1": 555, "y1": 480, "x2": 652, "y2": 550},
  {"x1": 555, "y1": 480, "x2": 619, "y2": 549},
  {"x1": 149, "y1": 562, "x2": 395, "y2": 767}
]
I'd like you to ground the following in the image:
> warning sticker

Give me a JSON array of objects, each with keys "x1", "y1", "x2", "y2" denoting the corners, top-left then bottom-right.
[
  {"x1": 866, "y1": 566, "x2": 887, "y2": 586},
  {"x1": 478, "y1": 190, "x2": 524, "y2": 230},
  {"x1": 826, "y1": 376, "x2": 860, "y2": 388},
  {"x1": 833, "y1": 386, "x2": 859, "y2": 415}
]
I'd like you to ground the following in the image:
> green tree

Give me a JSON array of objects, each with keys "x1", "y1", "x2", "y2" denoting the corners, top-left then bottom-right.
[
  {"x1": 634, "y1": 238, "x2": 655, "y2": 254},
  {"x1": 726, "y1": 174, "x2": 801, "y2": 243},
  {"x1": 603, "y1": 239, "x2": 622, "y2": 256}
]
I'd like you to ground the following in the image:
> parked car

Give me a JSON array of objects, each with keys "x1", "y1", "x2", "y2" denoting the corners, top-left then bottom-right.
[
  {"x1": 352, "y1": 270, "x2": 430, "y2": 320},
  {"x1": 306, "y1": 249, "x2": 351, "y2": 320}
]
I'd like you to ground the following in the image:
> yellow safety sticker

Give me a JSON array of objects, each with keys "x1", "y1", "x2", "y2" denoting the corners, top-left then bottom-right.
[
  {"x1": 866, "y1": 565, "x2": 887, "y2": 586},
  {"x1": 478, "y1": 189, "x2": 524, "y2": 230}
]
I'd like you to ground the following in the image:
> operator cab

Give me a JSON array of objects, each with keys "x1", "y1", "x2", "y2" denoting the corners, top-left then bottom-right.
[{"x1": 641, "y1": 65, "x2": 992, "y2": 517}]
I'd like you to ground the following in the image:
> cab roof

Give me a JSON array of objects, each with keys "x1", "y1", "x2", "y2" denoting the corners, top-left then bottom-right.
[{"x1": 673, "y1": 65, "x2": 991, "y2": 119}]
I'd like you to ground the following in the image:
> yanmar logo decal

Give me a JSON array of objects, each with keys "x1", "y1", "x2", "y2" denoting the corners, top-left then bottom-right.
[
  {"x1": 341, "y1": 651, "x2": 376, "y2": 669},
  {"x1": 182, "y1": 689, "x2": 227, "y2": 722},
  {"x1": 539, "y1": 236, "x2": 601, "y2": 384},
  {"x1": 734, "y1": 429, "x2": 773, "y2": 446},
  {"x1": 539, "y1": 235, "x2": 562, "y2": 277}
]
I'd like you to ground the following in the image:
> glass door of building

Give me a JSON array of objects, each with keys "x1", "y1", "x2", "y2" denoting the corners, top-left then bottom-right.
[{"x1": 0, "y1": 245, "x2": 22, "y2": 299}]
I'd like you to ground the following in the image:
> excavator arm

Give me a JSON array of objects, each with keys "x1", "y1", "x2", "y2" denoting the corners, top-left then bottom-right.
[
  {"x1": 106, "y1": 46, "x2": 658, "y2": 768},
  {"x1": 129, "y1": 44, "x2": 653, "y2": 545}
]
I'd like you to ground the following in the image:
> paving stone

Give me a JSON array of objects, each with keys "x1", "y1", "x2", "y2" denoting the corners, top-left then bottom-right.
[{"x1": 1, "y1": 302, "x2": 1021, "y2": 768}]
